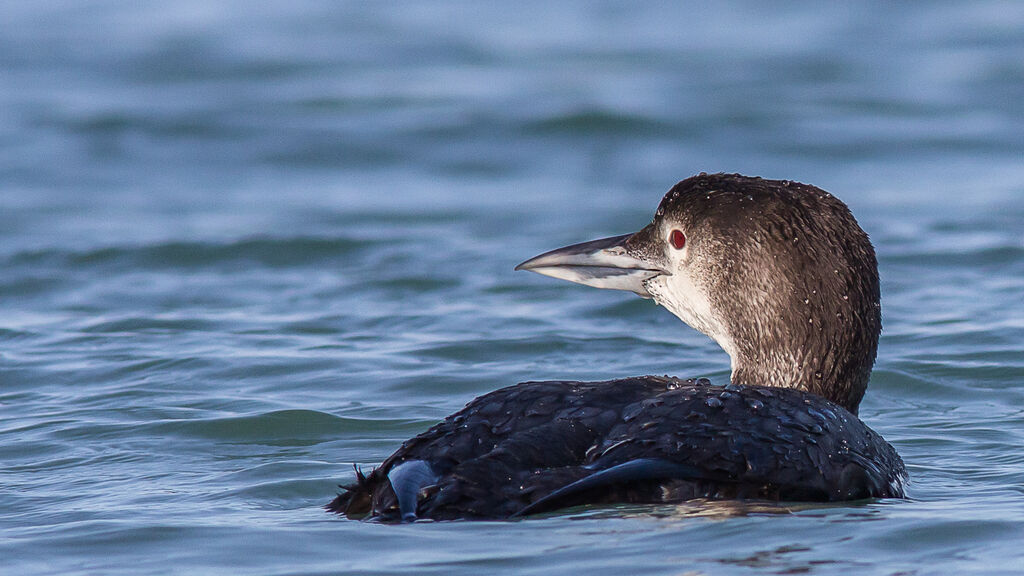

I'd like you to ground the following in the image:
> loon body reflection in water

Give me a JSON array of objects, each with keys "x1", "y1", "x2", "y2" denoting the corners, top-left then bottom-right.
[{"x1": 328, "y1": 173, "x2": 906, "y2": 521}]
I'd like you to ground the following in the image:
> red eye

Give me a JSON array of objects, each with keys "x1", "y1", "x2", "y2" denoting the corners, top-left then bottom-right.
[{"x1": 669, "y1": 229, "x2": 686, "y2": 250}]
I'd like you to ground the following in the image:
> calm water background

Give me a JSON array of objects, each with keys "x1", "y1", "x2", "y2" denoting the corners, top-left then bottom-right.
[{"x1": 2, "y1": 2, "x2": 1023, "y2": 574}]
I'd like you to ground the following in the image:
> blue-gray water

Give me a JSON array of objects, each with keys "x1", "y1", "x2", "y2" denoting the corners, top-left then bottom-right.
[{"x1": 2, "y1": 2, "x2": 1023, "y2": 574}]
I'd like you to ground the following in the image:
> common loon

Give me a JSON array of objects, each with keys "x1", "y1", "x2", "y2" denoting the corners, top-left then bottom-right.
[{"x1": 328, "y1": 173, "x2": 906, "y2": 521}]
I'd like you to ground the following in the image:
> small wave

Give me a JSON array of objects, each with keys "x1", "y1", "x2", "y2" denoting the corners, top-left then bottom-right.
[
  {"x1": 152, "y1": 410, "x2": 428, "y2": 442},
  {"x1": 525, "y1": 109, "x2": 673, "y2": 136},
  {"x1": 5, "y1": 236, "x2": 372, "y2": 271},
  {"x1": 79, "y1": 318, "x2": 220, "y2": 334},
  {"x1": 884, "y1": 245, "x2": 1024, "y2": 267}
]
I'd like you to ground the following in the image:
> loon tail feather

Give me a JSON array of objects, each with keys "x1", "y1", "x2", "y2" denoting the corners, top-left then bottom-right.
[{"x1": 326, "y1": 464, "x2": 373, "y2": 518}]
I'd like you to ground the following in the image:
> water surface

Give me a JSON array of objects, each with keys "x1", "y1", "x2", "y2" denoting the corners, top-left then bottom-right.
[{"x1": 2, "y1": 2, "x2": 1023, "y2": 574}]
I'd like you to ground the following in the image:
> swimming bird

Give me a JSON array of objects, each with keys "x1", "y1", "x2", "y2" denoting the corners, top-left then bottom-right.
[{"x1": 328, "y1": 173, "x2": 906, "y2": 521}]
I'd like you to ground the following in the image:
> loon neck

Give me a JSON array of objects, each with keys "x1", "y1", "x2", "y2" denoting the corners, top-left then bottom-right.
[{"x1": 726, "y1": 331, "x2": 875, "y2": 416}]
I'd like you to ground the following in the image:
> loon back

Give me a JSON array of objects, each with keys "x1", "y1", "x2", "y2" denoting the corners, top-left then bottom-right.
[
  {"x1": 328, "y1": 173, "x2": 905, "y2": 521},
  {"x1": 328, "y1": 377, "x2": 904, "y2": 521}
]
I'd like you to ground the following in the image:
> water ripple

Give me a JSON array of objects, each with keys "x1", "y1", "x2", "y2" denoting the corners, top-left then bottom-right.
[{"x1": 5, "y1": 237, "x2": 372, "y2": 270}]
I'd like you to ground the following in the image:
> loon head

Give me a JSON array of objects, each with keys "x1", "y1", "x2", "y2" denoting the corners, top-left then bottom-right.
[{"x1": 516, "y1": 173, "x2": 880, "y2": 414}]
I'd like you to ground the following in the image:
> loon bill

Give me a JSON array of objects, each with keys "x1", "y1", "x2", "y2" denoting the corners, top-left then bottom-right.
[{"x1": 328, "y1": 173, "x2": 906, "y2": 522}]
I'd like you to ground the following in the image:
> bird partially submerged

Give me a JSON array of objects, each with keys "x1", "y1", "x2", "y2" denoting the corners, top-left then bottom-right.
[{"x1": 328, "y1": 173, "x2": 906, "y2": 521}]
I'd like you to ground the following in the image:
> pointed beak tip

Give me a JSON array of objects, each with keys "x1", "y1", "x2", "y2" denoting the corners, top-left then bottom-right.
[{"x1": 515, "y1": 255, "x2": 546, "y2": 272}]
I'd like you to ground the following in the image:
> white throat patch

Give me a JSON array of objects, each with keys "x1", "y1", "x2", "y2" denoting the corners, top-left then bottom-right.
[{"x1": 644, "y1": 273, "x2": 737, "y2": 367}]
